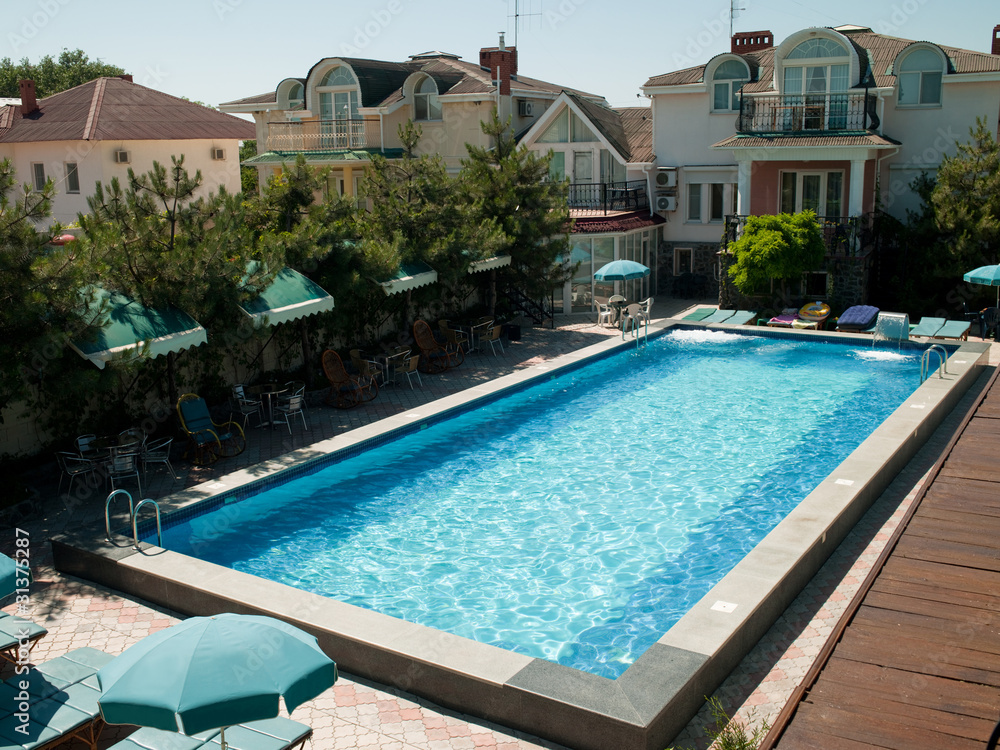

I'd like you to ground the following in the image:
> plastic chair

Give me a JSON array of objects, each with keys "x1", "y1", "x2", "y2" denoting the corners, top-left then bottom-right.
[
  {"x1": 273, "y1": 394, "x2": 308, "y2": 433},
  {"x1": 394, "y1": 354, "x2": 423, "y2": 389},
  {"x1": 596, "y1": 302, "x2": 614, "y2": 327},
  {"x1": 141, "y1": 436, "x2": 177, "y2": 480}
]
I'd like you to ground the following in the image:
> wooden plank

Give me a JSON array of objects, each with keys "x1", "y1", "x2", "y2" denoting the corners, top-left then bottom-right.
[
  {"x1": 852, "y1": 606, "x2": 1000, "y2": 659},
  {"x1": 803, "y1": 676, "x2": 993, "y2": 741},
  {"x1": 893, "y1": 535, "x2": 1000, "y2": 573},
  {"x1": 815, "y1": 658, "x2": 1000, "y2": 719},
  {"x1": 778, "y1": 724, "x2": 881, "y2": 749},
  {"x1": 790, "y1": 701, "x2": 985, "y2": 749},
  {"x1": 870, "y1": 576, "x2": 1000, "y2": 617},
  {"x1": 905, "y1": 513, "x2": 1000, "y2": 546},
  {"x1": 878, "y1": 557, "x2": 1000, "y2": 597},
  {"x1": 831, "y1": 629, "x2": 1000, "y2": 686},
  {"x1": 863, "y1": 589, "x2": 997, "y2": 625}
]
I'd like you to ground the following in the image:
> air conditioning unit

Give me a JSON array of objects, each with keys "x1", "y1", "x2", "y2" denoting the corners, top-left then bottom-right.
[
  {"x1": 113, "y1": 150, "x2": 130, "y2": 164},
  {"x1": 211, "y1": 147, "x2": 226, "y2": 161},
  {"x1": 655, "y1": 194, "x2": 677, "y2": 212},
  {"x1": 518, "y1": 100, "x2": 534, "y2": 117},
  {"x1": 655, "y1": 168, "x2": 677, "y2": 189}
]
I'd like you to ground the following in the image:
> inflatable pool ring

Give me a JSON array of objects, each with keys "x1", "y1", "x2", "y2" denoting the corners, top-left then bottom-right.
[{"x1": 799, "y1": 301, "x2": 831, "y2": 321}]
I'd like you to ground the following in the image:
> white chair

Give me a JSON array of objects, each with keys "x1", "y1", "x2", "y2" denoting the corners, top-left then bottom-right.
[
  {"x1": 141, "y1": 437, "x2": 177, "y2": 480},
  {"x1": 621, "y1": 303, "x2": 648, "y2": 337},
  {"x1": 596, "y1": 303, "x2": 614, "y2": 327},
  {"x1": 273, "y1": 394, "x2": 308, "y2": 433},
  {"x1": 640, "y1": 297, "x2": 654, "y2": 319}
]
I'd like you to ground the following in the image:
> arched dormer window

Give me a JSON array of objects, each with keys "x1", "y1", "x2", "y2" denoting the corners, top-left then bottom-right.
[
  {"x1": 782, "y1": 37, "x2": 850, "y2": 97},
  {"x1": 413, "y1": 75, "x2": 441, "y2": 121},
  {"x1": 897, "y1": 47, "x2": 944, "y2": 106},
  {"x1": 317, "y1": 65, "x2": 359, "y2": 123},
  {"x1": 712, "y1": 59, "x2": 750, "y2": 111},
  {"x1": 287, "y1": 83, "x2": 303, "y2": 109}
]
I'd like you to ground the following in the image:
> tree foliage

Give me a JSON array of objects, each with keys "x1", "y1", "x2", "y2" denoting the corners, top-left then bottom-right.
[
  {"x1": 931, "y1": 116, "x2": 1000, "y2": 272},
  {"x1": 461, "y1": 112, "x2": 571, "y2": 300},
  {"x1": 239, "y1": 140, "x2": 258, "y2": 198},
  {"x1": 727, "y1": 211, "x2": 825, "y2": 299},
  {"x1": 0, "y1": 159, "x2": 95, "y2": 417},
  {"x1": 0, "y1": 49, "x2": 125, "y2": 98}
]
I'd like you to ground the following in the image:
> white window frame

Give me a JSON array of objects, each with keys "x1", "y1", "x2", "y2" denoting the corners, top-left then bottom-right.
[
  {"x1": 31, "y1": 163, "x2": 46, "y2": 192},
  {"x1": 413, "y1": 75, "x2": 442, "y2": 122},
  {"x1": 896, "y1": 48, "x2": 944, "y2": 107},
  {"x1": 710, "y1": 59, "x2": 750, "y2": 113},
  {"x1": 686, "y1": 183, "x2": 736, "y2": 224},
  {"x1": 64, "y1": 162, "x2": 80, "y2": 194},
  {"x1": 779, "y1": 171, "x2": 844, "y2": 216}
]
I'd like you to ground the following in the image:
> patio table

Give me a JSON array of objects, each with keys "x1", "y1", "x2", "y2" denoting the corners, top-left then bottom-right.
[{"x1": 247, "y1": 383, "x2": 287, "y2": 429}]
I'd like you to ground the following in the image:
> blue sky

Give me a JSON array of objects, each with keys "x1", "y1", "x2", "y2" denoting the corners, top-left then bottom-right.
[{"x1": 4, "y1": 0, "x2": 997, "y2": 109}]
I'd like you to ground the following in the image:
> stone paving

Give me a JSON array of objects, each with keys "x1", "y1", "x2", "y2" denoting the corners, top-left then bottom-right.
[{"x1": 3, "y1": 305, "x2": 996, "y2": 750}]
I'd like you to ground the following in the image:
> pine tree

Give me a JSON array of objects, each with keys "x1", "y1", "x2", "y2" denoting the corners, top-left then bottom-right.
[
  {"x1": 931, "y1": 117, "x2": 1000, "y2": 272},
  {"x1": 460, "y1": 112, "x2": 571, "y2": 305}
]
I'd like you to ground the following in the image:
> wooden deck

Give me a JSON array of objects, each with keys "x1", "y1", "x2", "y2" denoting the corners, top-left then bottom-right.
[{"x1": 762, "y1": 367, "x2": 1000, "y2": 749}]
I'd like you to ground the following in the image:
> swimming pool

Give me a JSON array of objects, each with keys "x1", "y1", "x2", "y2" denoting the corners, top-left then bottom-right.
[{"x1": 150, "y1": 329, "x2": 924, "y2": 679}]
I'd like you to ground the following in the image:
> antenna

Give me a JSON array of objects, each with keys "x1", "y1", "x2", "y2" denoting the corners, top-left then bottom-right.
[
  {"x1": 508, "y1": 0, "x2": 542, "y2": 48},
  {"x1": 730, "y1": 0, "x2": 746, "y2": 38}
]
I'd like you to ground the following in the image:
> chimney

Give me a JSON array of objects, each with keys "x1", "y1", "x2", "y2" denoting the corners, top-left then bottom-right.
[
  {"x1": 992, "y1": 24, "x2": 1000, "y2": 55},
  {"x1": 18, "y1": 79, "x2": 38, "y2": 117},
  {"x1": 480, "y1": 33, "x2": 518, "y2": 96},
  {"x1": 731, "y1": 30, "x2": 774, "y2": 55},
  {"x1": 119, "y1": 74, "x2": 133, "y2": 82}
]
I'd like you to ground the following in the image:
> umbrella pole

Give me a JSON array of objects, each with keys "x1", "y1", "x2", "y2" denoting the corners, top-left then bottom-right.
[{"x1": 220, "y1": 726, "x2": 228, "y2": 750}]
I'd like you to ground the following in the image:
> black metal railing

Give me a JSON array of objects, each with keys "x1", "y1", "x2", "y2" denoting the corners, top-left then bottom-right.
[
  {"x1": 723, "y1": 214, "x2": 872, "y2": 257},
  {"x1": 567, "y1": 180, "x2": 648, "y2": 215},
  {"x1": 736, "y1": 90, "x2": 880, "y2": 135},
  {"x1": 501, "y1": 285, "x2": 554, "y2": 328}
]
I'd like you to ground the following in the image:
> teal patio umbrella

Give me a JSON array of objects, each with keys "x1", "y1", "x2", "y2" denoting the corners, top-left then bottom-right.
[
  {"x1": 963, "y1": 264, "x2": 1000, "y2": 307},
  {"x1": 594, "y1": 259, "x2": 650, "y2": 281},
  {"x1": 97, "y1": 614, "x2": 338, "y2": 749}
]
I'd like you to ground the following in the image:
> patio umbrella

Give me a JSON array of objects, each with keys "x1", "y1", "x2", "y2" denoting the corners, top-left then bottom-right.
[
  {"x1": 97, "y1": 613, "x2": 338, "y2": 749},
  {"x1": 963, "y1": 264, "x2": 1000, "y2": 307},
  {"x1": 593, "y1": 259, "x2": 650, "y2": 281}
]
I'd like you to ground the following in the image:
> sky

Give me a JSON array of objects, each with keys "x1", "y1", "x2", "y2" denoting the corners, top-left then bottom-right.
[{"x1": 4, "y1": 0, "x2": 998, "y2": 111}]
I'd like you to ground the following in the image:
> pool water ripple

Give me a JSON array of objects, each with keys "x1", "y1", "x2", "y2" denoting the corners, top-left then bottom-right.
[{"x1": 158, "y1": 331, "x2": 922, "y2": 679}]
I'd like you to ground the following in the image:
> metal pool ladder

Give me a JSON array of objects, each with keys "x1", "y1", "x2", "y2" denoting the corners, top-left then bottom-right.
[
  {"x1": 104, "y1": 489, "x2": 162, "y2": 553},
  {"x1": 920, "y1": 344, "x2": 949, "y2": 382}
]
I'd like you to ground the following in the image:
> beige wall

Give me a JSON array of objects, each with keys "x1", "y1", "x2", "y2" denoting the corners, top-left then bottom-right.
[{"x1": 0, "y1": 138, "x2": 245, "y2": 228}]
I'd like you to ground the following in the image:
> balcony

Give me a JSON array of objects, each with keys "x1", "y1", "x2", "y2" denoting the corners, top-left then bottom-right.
[
  {"x1": 736, "y1": 92, "x2": 880, "y2": 135},
  {"x1": 567, "y1": 180, "x2": 649, "y2": 215},
  {"x1": 264, "y1": 119, "x2": 383, "y2": 152},
  {"x1": 723, "y1": 214, "x2": 873, "y2": 257}
]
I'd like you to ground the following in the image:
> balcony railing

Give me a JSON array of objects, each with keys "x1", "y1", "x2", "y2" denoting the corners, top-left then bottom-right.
[
  {"x1": 723, "y1": 214, "x2": 872, "y2": 257},
  {"x1": 567, "y1": 180, "x2": 649, "y2": 215},
  {"x1": 264, "y1": 119, "x2": 383, "y2": 152},
  {"x1": 736, "y1": 91, "x2": 880, "y2": 135}
]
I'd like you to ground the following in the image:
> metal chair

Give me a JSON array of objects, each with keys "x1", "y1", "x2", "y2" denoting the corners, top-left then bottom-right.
[
  {"x1": 438, "y1": 320, "x2": 470, "y2": 353},
  {"x1": 232, "y1": 384, "x2": 263, "y2": 430},
  {"x1": 273, "y1": 394, "x2": 308, "y2": 433},
  {"x1": 141, "y1": 436, "x2": 177, "y2": 480},
  {"x1": 56, "y1": 452, "x2": 98, "y2": 496},
  {"x1": 107, "y1": 450, "x2": 142, "y2": 495},
  {"x1": 75, "y1": 433, "x2": 98, "y2": 457}
]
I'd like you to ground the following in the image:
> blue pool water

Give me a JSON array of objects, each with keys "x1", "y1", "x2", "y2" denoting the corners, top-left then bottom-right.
[{"x1": 155, "y1": 330, "x2": 924, "y2": 679}]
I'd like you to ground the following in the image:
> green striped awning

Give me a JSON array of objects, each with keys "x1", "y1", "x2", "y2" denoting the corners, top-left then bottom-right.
[
  {"x1": 69, "y1": 289, "x2": 207, "y2": 369},
  {"x1": 379, "y1": 262, "x2": 438, "y2": 295},
  {"x1": 238, "y1": 268, "x2": 335, "y2": 327}
]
